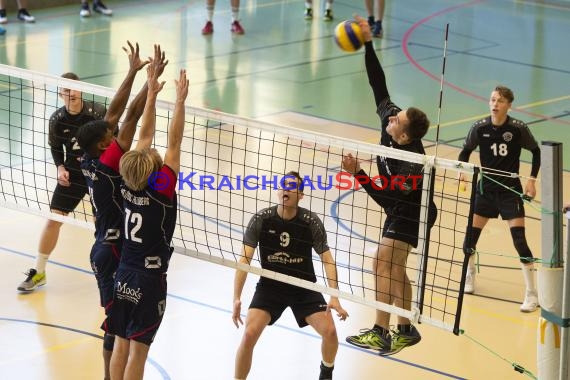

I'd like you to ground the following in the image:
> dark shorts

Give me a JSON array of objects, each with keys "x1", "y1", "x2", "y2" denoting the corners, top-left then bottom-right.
[
  {"x1": 383, "y1": 202, "x2": 437, "y2": 248},
  {"x1": 50, "y1": 172, "x2": 88, "y2": 213},
  {"x1": 474, "y1": 190, "x2": 524, "y2": 220},
  {"x1": 249, "y1": 282, "x2": 327, "y2": 328},
  {"x1": 106, "y1": 268, "x2": 167, "y2": 346},
  {"x1": 90, "y1": 242, "x2": 121, "y2": 313}
]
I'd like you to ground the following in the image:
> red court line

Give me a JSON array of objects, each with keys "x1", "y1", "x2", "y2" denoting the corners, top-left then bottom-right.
[{"x1": 401, "y1": 0, "x2": 570, "y2": 126}]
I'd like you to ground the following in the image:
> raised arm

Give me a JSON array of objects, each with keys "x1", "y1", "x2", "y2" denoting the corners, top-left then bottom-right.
[
  {"x1": 117, "y1": 46, "x2": 168, "y2": 152},
  {"x1": 321, "y1": 250, "x2": 348, "y2": 321},
  {"x1": 162, "y1": 69, "x2": 189, "y2": 173},
  {"x1": 104, "y1": 41, "x2": 149, "y2": 129},
  {"x1": 355, "y1": 15, "x2": 389, "y2": 107},
  {"x1": 232, "y1": 244, "x2": 255, "y2": 328},
  {"x1": 135, "y1": 45, "x2": 167, "y2": 151}
]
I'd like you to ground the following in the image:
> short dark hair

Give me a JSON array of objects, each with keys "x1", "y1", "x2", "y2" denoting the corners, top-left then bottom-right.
[
  {"x1": 494, "y1": 85, "x2": 514, "y2": 103},
  {"x1": 284, "y1": 170, "x2": 304, "y2": 193},
  {"x1": 76, "y1": 120, "x2": 111, "y2": 157},
  {"x1": 405, "y1": 107, "x2": 430, "y2": 140},
  {"x1": 61, "y1": 72, "x2": 79, "y2": 80}
]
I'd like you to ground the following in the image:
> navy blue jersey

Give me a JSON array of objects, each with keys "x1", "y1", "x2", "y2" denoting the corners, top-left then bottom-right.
[
  {"x1": 243, "y1": 206, "x2": 329, "y2": 288},
  {"x1": 462, "y1": 116, "x2": 538, "y2": 192},
  {"x1": 49, "y1": 100, "x2": 106, "y2": 170},
  {"x1": 81, "y1": 140, "x2": 124, "y2": 244},
  {"x1": 119, "y1": 166, "x2": 177, "y2": 274}
]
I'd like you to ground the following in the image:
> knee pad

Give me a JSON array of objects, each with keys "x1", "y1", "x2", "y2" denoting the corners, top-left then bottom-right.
[
  {"x1": 463, "y1": 227, "x2": 482, "y2": 256},
  {"x1": 510, "y1": 227, "x2": 533, "y2": 264},
  {"x1": 103, "y1": 333, "x2": 115, "y2": 351}
]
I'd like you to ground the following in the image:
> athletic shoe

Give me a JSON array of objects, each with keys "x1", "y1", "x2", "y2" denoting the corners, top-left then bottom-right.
[
  {"x1": 323, "y1": 9, "x2": 334, "y2": 22},
  {"x1": 17, "y1": 9, "x2": 35, "y2": 23},
  {"x1": 372, "y1": 20, "x2": 383, "y2": 38},
  {"x1": 304, "y1": 8, "x2": 313, "y2": 20},
  {"x1": 80, "y1": 3, "x2": 91, "y2": 17},
  {"x1": 464, "y1": 270, "x2": 476, "y2": 294},
  {"x1": 0, "y1": 26, "x2": 5, "y2": 35},
  {"x1": 0, "y1": 10, "x2": 7, "y2": 24},
  {"x1": 367, "y1": 16, "x2": 375, "y2": 26},
  {"x1": 346, "y1": 328, "x2": 391, "y2": 352},
  {"x1": 384, "y1": 325, "x2": 422, "y2": 356},
  {"x1": 319, "y1": 363, "x2": 334, "y2": 380},
  {"x1": 231, "y1": 20, "x2": 244, "y2": 35},
  {"x1": 93, "y1": 1, "x2": 113, "y2": 16},
  {"x1": 202, "y1": 21, "x2": 213, "y2": 35},
  {"x1": 520, "y1": 290, "x2": 539, "y2": 312},
  {"x1": 17, "y1": 269, "x2": 46, "y2": 292}
]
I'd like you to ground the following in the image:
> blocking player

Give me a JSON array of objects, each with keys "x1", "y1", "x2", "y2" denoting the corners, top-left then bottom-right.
[
  {"x1": 76, "y1": 42, "x2": 164, "y2": 380},
  {"x1": 108, "y1": 67, "x2": 188, "y2": 380}
]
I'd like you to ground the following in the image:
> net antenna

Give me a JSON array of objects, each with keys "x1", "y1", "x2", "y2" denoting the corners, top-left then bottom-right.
[{"x1": 434, "y1": 23, "x2": 450, "y2": 158}]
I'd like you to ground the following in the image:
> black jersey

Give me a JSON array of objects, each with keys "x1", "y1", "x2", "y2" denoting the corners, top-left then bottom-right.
[
  {"x1": 243, "y1": 205, "x2": 329, "y2": 288},
  {"x1": 363, "y1": 41, "x2": 427, "y2": 202},
  {"x1": 376, "y1": 98, "x2": 427, "y2": 200},
  {"x1": 81, "y1": 140, "x2": 124, "y2": 244},
  {"x1": 48, "y1": 100, "x2": 106, "y2": 171},
  {"x1": 119, "y1": 166, "x2": 177, "y2": 274},
  {"x1": 461, "y1": 116, "x2": 538, "y2": 192}
]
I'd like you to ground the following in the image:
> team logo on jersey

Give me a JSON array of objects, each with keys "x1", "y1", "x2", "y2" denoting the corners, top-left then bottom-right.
[
  {"x1": 145, "y1": 256, "x2": 162, "y2": 269},
  {"x1": 279, "y1": 232, "x2": 290, "y2": 247},
  {"x1": 503, "y1": 132, "x2": 513, "y2": 142},
  {"x1": 267, "y1": 251, "x2": 303, "y2": 264}
]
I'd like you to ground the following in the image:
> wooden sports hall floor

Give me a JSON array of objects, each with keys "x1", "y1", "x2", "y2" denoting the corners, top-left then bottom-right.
[{"x1": 1, "y1": 0, "x2": 569, "y2": 379}]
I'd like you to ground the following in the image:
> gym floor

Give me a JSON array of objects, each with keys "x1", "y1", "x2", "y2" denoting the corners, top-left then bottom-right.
[{"x1": 0, "y1": 0, "x2": 569, "y2": 379}]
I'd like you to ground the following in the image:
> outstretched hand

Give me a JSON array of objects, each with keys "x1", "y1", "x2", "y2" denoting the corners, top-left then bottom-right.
[
  {"x1": 146, "y1": 45, "x2": 167, "y2": 95},
  {"x1": 353, "y1": 14, "x2": 372, "y2": 42},
  {"x1": 150, "y1": 43, "x2": 169, "y2": 78},
  {"x1": 123, "y1": 41, "x2": 149, "y2": 73},
  {"x1": 342, "y1": 153, "x2": 361, "y2": 175},
  {"x1": 175, "y1": 69, "x2": 189, "y2": 103}
]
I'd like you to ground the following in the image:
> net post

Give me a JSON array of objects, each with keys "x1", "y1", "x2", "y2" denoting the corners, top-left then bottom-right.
[{"x1": 536, "y1": 141, "x2": 564, "y2": 379}]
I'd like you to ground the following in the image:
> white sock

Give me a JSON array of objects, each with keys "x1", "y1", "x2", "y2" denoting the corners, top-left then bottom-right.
[
  {"x1": 521, "y1": 263, "x2": 536, "y2": 293},
  {"x1": 35, "y1": 253, "x2": 50, "y2": 274},
  {"x1": 206, "y1": 5, "x2": 214, "y2": 21},
  {"x1": 322, "y1": 360, "x2": 334, "y2": 368},
  {"x1": 305, "y1": 1, "x2": 312, "y2": 9},
  {"x1": 326, "y1": 1, "x2": 333, "y2": 10},
  {"x1": 231, "y1": 7, "x2": 239, "y2": 22}
]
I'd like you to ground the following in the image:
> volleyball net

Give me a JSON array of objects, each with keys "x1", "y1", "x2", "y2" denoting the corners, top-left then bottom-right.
[{"x1": 0, "y1": 64, "x2": 477, "y2": 334}]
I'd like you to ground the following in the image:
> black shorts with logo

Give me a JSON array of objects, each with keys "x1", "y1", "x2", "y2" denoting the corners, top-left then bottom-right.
[
  {"x1": 106, "y1": 268, "x2": 167, "y2": 345},
  {"x1": 249, "y1": 281, "x2": 327, "y2": 328},
  {"x1": 383, "y1": 201, "x2": 437, "y2": 248}
]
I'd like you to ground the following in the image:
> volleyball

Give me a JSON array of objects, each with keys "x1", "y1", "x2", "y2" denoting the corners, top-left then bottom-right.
[{"x1": 334, "y1": 20, "x2": 364, "y2": 52}]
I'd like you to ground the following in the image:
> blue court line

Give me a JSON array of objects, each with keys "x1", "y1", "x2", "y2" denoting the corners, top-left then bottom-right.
[
  {"x1": 1, "y1": 245, "x2": 465, "y2": 379},
  {"x1": 0, "y1": 317, "x2": 170, "y2": 380}
]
